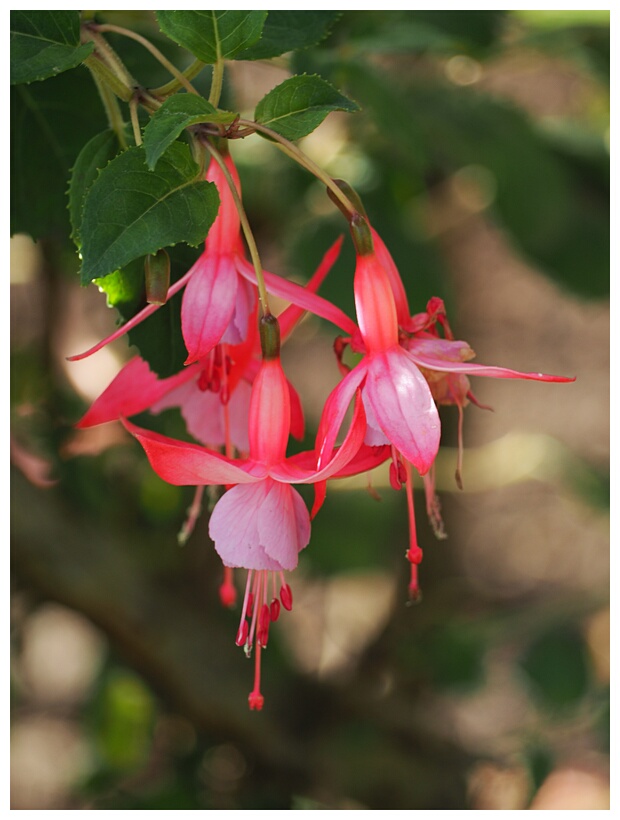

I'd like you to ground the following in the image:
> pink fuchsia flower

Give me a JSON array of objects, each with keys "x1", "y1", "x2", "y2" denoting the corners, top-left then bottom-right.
[
  {"x1": 76, "y1": 239, "x2": 345, "y2": 587},
  {"x1": 317, "y1": 222, "x2": 441, "y2": 479},
  {"x1": 319, "y1": 217, "x2": 575, "y2": 598},
  {"x1": 74, "y1": 230, "x2": 345, "y2": 450},
  {"x1": 68, "y1": 155, "x2": 357, "y2": 364},
  {"x1": 123, "y1": 314, "x2": 383, "y2": 708}
]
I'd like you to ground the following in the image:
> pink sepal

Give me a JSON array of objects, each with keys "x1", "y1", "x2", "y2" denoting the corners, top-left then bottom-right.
[
  {"x1": 67, "y1": 267, "x2": 194, "y2": 362},
  {"x1": 76, "y1": 357, "x2": 199, "y2": 428},
  {"x1": 277, "y1": 236, "x2": 345, "y2": 340},
  {"x1": 271, "y1": 393, "x2": 367, "y2": 484},
  {"x1": 236, "y1": 256, "x2": 358, "y2": 336},
  {"x1": 122, "y1": 419, "x2": 264, "y2": 486},
  {"x1": 407, "y1": 338, "x2": 576, "y2": 382},
  {"x1": 370, "y1": 227, "x2": 411, "y2": 328},
  {"x1": 364, "y1": 347, "x2": 441, "y2": 475},
  {"x1": 287, "y1": 380, "x2": 305, "y2": 441},
  {"x1": 315, "y1": 362, "x2": 368, "y2": 469}
]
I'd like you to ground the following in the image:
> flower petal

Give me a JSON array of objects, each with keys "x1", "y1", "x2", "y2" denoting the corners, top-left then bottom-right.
[
  {"x1": 209, "y1": 482, "x2": 283, "y2": 570},
  {"x1": 315, "y1": 362, "x2": 368, "y2": 470},
  {"x1": 122, "y1": 419, "x2": 262, "y2": 485},
  {"x1": 76, "y1": 357, "x2": 198, "y2": 428},
  {"x1": 272, "y1": 390, "x2": 368, "y2": 484},
  {"x1": 181, "y1": 253, "x2": 238, "y2": 364},
  {"x1": 407, "y1": 338, "x2": 576, "y2": 382},
  {"x1": 257, "y1": 481, "x2": 310, "y2": 570},
  {"x1": 364, "y1": 348, "x2": 440, "y2": 475},
  {"x1": 209, "y1": 480, "x2": 310, "y2": 571},
  {"x1": 221, "y1": 275, "x2": 256, "y2": 345}
]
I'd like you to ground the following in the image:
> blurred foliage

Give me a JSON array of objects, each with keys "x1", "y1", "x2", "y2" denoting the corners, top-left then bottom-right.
[{"x1": 11, "y1": 9, "x2": 608, "y2": 811}]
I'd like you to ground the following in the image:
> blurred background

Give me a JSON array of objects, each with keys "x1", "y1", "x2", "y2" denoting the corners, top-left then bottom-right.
[{"x1": 10, "y1": 10, "x2": 609, "y2": 810}]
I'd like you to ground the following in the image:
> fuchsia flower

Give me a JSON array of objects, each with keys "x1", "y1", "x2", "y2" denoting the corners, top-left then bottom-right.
[
  {"x1": 123, "y1": 315, "x2": 386, "y2": 708},
  {"x1": 75, "y1": 237, "x2": 345, "y2": 450},
  {"x1": 317, "y1": 219, "x2": 575, "y2": 597},
  {"x1": 68, "y1": 154, "x2": 356, "y2": 364}
]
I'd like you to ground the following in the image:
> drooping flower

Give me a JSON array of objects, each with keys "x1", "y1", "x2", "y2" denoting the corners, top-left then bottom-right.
[
  {"x1": 317, "y1": 217, "x2": 575, "y2": 598},
  {"x1": 68, "y1": 154, "x2": 357, "y2": 364},
  {"x1": 75, "y1": 237, "x2": 344, "y2": 448},
  {"x1": 76, "y1": 238, "x2": 346, "y2": 587},
  {"x1": 123, "y1": 314, "x2": 386, "y2": 708}
]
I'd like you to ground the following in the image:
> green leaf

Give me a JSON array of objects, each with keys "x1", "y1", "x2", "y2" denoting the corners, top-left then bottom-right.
[
  {"x1": 69, "y1": 130, "x2": 120, "y2": 246},
  {"x1": 11, "y1": 68, "x2": 108, "y2": 240},
  {"x1": 79, "y1": 143, "x2": 219, "y2": 284},
  {"x1": 156, "y1": 11, "x2": 267, "y2": 63},
  {"x1": 254, "y1": 74, "x2": 360, "y2": 141},
  {"x1": 142, "y1": 95, "x2": 235, "y2": 170},
  {"x1": 236, "y1": 11, "x2": 341, "y2": 60},
  {"x1": 10, "y1": 10, "x2": 94, "y2": 85}
]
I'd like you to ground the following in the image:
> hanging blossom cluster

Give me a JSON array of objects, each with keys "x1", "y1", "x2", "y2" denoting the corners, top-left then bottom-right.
[{"x1": 73, "y1": 148, "x2": 574, "y2": 710}]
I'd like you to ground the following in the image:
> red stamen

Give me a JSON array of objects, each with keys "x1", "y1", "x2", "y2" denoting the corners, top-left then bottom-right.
[
  {"x1": 389, "y1": 461, "x2": 402, "y2": 491},
  {"x1": 235, "y1": 619, "x2": 249, "y2": 646},
  {"x1": 258, "y1": 577, "x2": 270, "y2": 645},
  {"x1": 198, "y1": 369, "x2": 210, "y2": 391},
  {"x1": 280, "y1": 583, "x2": 293, "y2": 611},
  {"x1": 270, "y1": 597, "x2": 281, "y2": 622}
]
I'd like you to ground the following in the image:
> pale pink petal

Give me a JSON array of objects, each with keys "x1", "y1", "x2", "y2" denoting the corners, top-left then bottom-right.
[
  {"x1": 361, "y1": 389, "x2": 390, "y2": 446},
  {"x1": 209, "y1": 480, "x2": 310, "y2": 571},
  {"x1": 364, "y1": 348, "x2": 441, "y2": 475},
  {"x1": 407, "y1": 338, "x2": 576, "y2": 382},
  {"x1": 236, "y1": 256, "x2": 358, "y2": 336},
  {"x1": 122, "y1": 419, "x2": 262, "y2": 485},
  {"x1": 209, "y1": 482, "x2": 283, "y2": 570},
  {"x1": 181, "y1": 253, "x2": 238, "y2": 364},
  {"x1": 257, "y1": 481, "x2": 310, "y2": 570},
  {"x1": 221, "y1": 274, "x2": 256, "y2": 345},
  {"x1": 77, "y1": 357, "x2": 198, "y2": 428}
]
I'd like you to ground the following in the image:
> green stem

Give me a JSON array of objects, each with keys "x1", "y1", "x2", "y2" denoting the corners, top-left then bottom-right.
[
  {"x1": 208, "y1": 59, "x2": 225, "y2": 108},
  {"x1": 152, "y1": 59, "x2": 206, "y2": 97},
  {"x1": 130, "y1": 99, "x2": 142, "y2": 146},
  {"x1": 93, "y1": 73, "x2": 128, "y2": 149},
  {"x1": 238, "y1": 118, "x2": 358, "y2": 218},
  {"x1": 204, "y1": 141, "x2": 271, "y2": 317},
  {"x1": 83, "y1": 54, "x2": 133, "y2": 103},
  {"x1": 83, "y1": 27, "x2": 135, "y2": 88},
  {"x1": 93, "y1": 23, "x2": 200, "y2": 95}
]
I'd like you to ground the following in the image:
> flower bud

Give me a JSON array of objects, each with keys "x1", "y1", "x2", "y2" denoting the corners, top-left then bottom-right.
[{"x1": 144, "y1": 249, "x2": 170, "y2": 305}]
